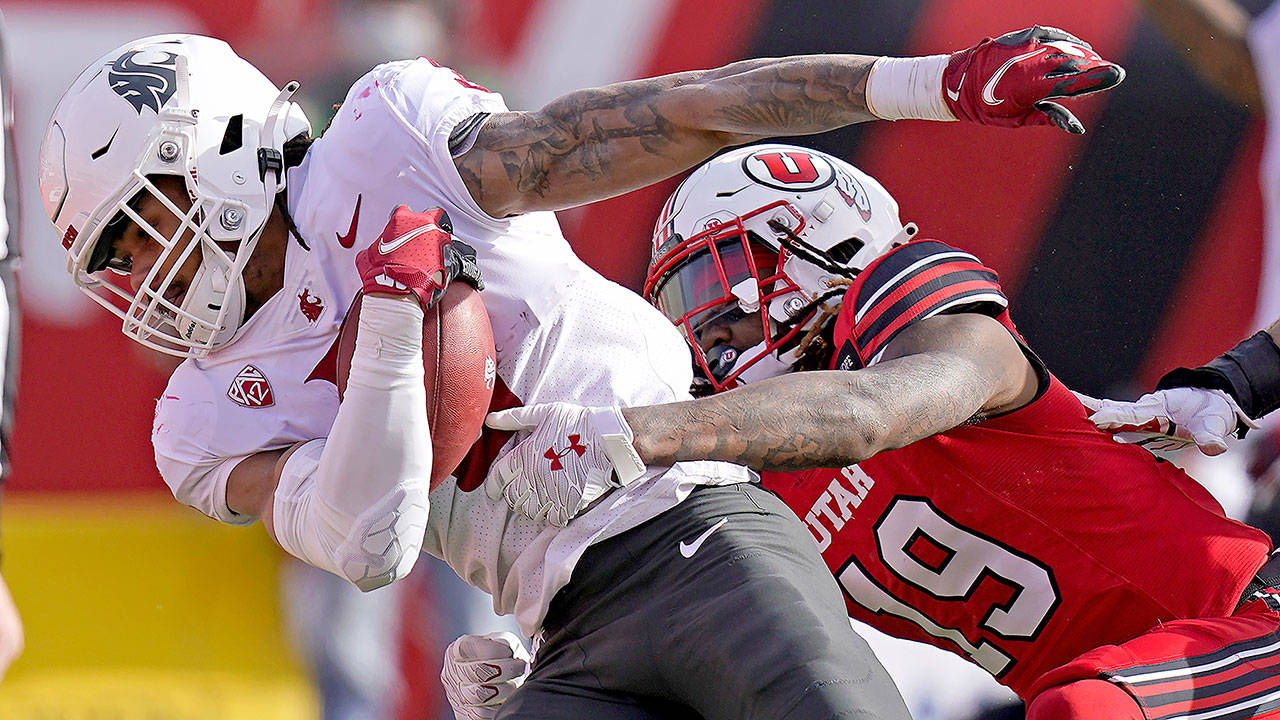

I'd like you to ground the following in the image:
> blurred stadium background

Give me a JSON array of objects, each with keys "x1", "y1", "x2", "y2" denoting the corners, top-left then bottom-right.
[{"x1": 0, "y1": 0, "x2": 1272, "y2": 718}]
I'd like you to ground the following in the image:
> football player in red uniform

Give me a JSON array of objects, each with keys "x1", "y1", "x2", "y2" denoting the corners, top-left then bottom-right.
[{"x1": 479, "y1": 144, "x2": 1280, "y2": 720}]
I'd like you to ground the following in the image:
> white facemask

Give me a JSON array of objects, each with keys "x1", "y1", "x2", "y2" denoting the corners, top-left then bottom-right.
[{"x1": 731, "y1": 342, "x2": 796, "y2": 385}]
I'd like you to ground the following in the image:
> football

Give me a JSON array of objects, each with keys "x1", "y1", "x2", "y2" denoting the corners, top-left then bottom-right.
[{"x1": 335, "y1": 283, "x2": 496, "y2": 490}]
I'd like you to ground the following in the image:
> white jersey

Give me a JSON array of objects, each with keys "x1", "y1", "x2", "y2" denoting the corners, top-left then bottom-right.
[{"x1": 153, "y1": 58, "x2": 752, "y2": 635}]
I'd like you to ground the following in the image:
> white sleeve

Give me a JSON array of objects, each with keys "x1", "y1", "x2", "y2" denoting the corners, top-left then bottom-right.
[
  {"x1": 374, "y1": 59, "x2": 512, "y2": 228},
  {"x1": 153, "y1": 396, "x2": 257, "y2": 526},
  {"x1": 271, "y1": 296, "x2": 433, "y2": 591}
]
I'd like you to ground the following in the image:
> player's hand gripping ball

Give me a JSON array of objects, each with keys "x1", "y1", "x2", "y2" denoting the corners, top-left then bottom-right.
[{"x1": 339, "y1": 206, "x2": 496, "y2": 489}]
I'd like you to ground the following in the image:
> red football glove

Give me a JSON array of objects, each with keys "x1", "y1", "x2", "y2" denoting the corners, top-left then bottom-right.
[
  {"x1": 943, "y1": 26, "x2": 1125, "y2": 134},
  {"x1": 355, "y1": 206, "x2": 482, "y2": 309}
]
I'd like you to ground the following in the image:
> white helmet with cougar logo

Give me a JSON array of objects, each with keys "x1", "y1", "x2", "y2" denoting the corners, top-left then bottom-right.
[
  {"x1": 644, "y1": 143, "x2": 916, "y2": 391},
  {"x1": 38, "y1": 34, "x2": 311, "y2": 357}
]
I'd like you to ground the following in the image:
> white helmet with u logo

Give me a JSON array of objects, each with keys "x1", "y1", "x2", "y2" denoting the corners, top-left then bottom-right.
[{"x1": 645, "y1": 143, "x2": 916, "y2": 391}]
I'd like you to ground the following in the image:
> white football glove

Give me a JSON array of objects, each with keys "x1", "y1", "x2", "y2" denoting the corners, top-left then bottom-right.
[
  {"x1": 1076, "y1": 387, "x2": 1259, "y2": 456},
  {"x1": 441, "y1": 632, "x2": 531, "y2": 720},
  {"x1": 484, "y1": 403, "x2": 647, "y2": 526}
]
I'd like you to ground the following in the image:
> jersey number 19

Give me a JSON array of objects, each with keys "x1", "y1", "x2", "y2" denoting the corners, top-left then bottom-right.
[{"x1": 838, "y1": 496, "x2": 1061, "y2": 676}]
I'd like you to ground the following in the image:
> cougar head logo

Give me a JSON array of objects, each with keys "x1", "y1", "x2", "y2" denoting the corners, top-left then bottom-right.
[
  {"x1": 298, "y1": 288, "x2": 325, "y2": 323},
  {"x1": 108, "y1": 49, "x2": 178, "y2": 115}
]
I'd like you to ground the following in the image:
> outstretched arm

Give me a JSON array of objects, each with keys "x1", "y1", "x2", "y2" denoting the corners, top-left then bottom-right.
[
  {"x1": 1084, "y1": 315, "x2": 1280, "y2": 455},
  {"x1": 483, "y1": 312, "x2": 1036, "y2": 526},
  {"x1": 626, "y1": 313, "x2": 1035, "y2": 471},
  {"x1": 458, "y1": 27, "x2": 1125, "y2": 217},
  {"x1": 456, "y1": 56, "x2": 877, "y2": 218}
]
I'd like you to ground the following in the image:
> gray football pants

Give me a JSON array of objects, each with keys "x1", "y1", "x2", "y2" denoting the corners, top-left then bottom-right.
[{"x1": 496, "y1": 483, "x2": 910, "y2": 720}]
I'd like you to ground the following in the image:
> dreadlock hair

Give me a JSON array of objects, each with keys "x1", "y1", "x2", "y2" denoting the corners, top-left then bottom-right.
[
  {"x1": 276, "y1": 131, "x2": 316, "y2": 250},
  {"x1": 760, "y1": 217, "x2": 861, "y2": 372},
  {"x1": 772, "y1": 279, "x2": 853, "y2": 372}
]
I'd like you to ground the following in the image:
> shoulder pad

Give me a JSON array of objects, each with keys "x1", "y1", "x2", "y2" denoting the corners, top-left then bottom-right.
[{"x1": 840, "y1": 240, "x2": 1007, "y2": 364}]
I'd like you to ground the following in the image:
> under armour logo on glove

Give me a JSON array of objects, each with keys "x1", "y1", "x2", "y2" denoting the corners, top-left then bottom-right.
[
  {"x1": 944, "y1": 26, "x2": 1125, "y2": 134},
  {"x1": 483, "y1": 402, "x2": 647, "y2": 527},
  {"x1": 544, "y1": 435, "x2": 587, "y2": 471}
]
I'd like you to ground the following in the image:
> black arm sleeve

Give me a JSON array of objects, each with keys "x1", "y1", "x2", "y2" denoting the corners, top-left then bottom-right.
[{"x1": 1156, "y1": 331, "x2": 1280, "y2": 421}]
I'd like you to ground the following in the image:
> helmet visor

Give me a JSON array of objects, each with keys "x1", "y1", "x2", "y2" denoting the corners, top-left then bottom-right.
[{"x1": 651, "y1": 230, "x2": 777, "y2": 337}]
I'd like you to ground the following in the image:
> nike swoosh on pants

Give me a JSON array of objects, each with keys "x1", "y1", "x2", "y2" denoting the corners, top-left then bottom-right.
[{"x1": 679, "y1": 517, "x2": 728, "y2": 558}]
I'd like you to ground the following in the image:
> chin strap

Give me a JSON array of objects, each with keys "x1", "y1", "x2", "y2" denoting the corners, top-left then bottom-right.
[
  {"x1": 179, "y1": 81, "x2": 304, "y2": 355},
  {"x1": 258, "y1": 81, "x2": 299, "y2": 193},
  {"x1": 767, "y1": 219, "x2": 858, "y2": 277}
]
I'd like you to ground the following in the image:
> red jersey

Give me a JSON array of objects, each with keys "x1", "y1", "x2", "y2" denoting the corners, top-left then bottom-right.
[{"x1": 761, "y1": 240, "x2": 1272, "y2": 700}]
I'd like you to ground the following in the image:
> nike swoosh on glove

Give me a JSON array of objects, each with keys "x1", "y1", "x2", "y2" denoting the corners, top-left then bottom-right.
[
  {"x1": 944, "y1": 25, "x2": 1126, "y2": 134},
  {"x1": 355, "y1": 205, "x2": 482, "y2": 309},
  {"x1": 441, "y1": 632, "x2": 530, "y2": 720},
  {"x1": 483, "y1": 402, "x2": 647, "y2": 527},
  {"x1": 1076, "y1": 387, "x2": 1259, "y2": 456}
]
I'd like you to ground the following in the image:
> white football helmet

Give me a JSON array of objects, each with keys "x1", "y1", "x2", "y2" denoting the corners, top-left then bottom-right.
[
  {"x1": 645, "y1": 144, "x2": 916, "y2": 391},
  {"x1": 38, "y1": 34, "x2": 311, "y2": 358}
]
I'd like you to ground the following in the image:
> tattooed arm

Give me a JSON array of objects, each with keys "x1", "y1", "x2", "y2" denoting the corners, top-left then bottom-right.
[
  {"x1": 455, "y1": 29, "x2": 1129, "y2": 217},
  {"x1": 481, "y1": 311, "x2": 1042, "y2": 521},
  {"x1": 625, "y1": 313, "x2": 1038, "y2": 471},
  {"x1": 455, "y1": 56, "x2": 879, "y2": 218}
]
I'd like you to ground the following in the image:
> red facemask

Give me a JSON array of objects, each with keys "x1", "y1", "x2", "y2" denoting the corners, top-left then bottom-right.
[{"x1": 645, "y1": 202, "x2": 813, "y2": 392}]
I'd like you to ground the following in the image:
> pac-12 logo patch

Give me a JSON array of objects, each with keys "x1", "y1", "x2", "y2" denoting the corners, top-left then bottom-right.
[
  {"x1": 228, "y1": 364, "x2": 275, "y2": 408},
  {"x1": 108, "y1": 49, "x2": 179, "y2": 115},
  {"x1": 743, "y1": 149, "x2": 836, "y2": 192}
]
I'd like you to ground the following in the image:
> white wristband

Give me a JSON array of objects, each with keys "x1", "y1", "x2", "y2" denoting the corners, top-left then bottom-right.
[
  {"x1": 865, "y1": 54, "x2": 957, "y2": 123},
  {"x1": 592, "y1": 406, "x2": 646, "y2": 486}
]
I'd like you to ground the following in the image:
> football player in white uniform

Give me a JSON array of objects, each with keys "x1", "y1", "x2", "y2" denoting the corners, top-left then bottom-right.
[{"x1": 38, "y1": 29, "x2": 1122, "y2": 718}]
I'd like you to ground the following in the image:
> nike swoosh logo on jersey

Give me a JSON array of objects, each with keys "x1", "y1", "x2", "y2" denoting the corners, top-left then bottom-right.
[
  {"x1": 945, "y1": 68, "x2": 966, "y2": 102},
  {"x1": 378, "y1": 223, "x2": 442, "y2": 255},
  {"x1": 679, "y1": 517, "x2": 728, "y2": 558},
  {"x1": 982, "y1": 48, "x2": 1049, "y2": 106},
  {"x1": 336, "y1": 194, "x2": 362, "y2": 248}
]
